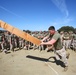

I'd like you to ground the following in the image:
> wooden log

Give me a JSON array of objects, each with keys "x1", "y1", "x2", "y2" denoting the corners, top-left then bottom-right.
[{"x1": 0, "y1": 20, "x2": 41, "y2": 45}]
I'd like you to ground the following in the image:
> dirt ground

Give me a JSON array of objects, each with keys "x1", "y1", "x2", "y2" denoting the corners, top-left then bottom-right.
[{"x1": 0, "y1": 48, "x2": 76, "y2": 75}]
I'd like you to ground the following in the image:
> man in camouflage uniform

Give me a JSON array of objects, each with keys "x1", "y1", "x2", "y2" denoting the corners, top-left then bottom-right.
[
  {"x1": 72, "y1": 32, "x2": 76, "y2": 51},
  {"x1": 68, "y1": 31, "x2": 74, "y2": 49},
  {"x1": 63, "y1": 32, "x2": 70, "y2": 50},
  {"x1": 1, "y1": 32, "x2": 9, "y2": 54},
  {"x1": 37, "y1": 31, "x2": 45, "y2": 51},
  {"x1": 0, "y1": 33, "x2": 3, "y2": 52},
  {"x1": 60, "y1": 31, "x2": 64, "y2": 46},
  {"x1": 41, "y1": 26, "x2": 68, "y2": 71},
  {"x1": 10, "y1": 34, "x2": 16, "y2": 52}
]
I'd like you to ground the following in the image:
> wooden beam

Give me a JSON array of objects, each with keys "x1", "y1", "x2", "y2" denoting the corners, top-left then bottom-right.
[{"x1": 0, "y1": 20, "x2": 41, "y2": 45}]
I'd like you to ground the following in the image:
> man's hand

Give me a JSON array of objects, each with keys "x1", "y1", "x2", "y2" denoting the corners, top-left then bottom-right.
[{"x1": 40, "y1": 41, "x2": 45, "y2": 45}]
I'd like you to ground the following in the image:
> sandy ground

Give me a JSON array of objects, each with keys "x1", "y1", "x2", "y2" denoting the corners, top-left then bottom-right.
[{"x1": 0, "y1": 48, "x2": 76, "y2": 75}]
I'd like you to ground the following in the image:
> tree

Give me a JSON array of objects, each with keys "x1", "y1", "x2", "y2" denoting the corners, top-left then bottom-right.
[
  {"x1": 23, "y1": 30, "x2": 31, "y2": 33},
  {"x1": 58, "y1": 26, "x2": 75, "y2": 33}
]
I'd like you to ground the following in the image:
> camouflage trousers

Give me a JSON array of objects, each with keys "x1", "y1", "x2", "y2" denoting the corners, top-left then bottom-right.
[
  {"x1": 72, "y1": 39, "x2": 76, "y2": 50},
  {"x1": 63, "y1": 40, "x2": 71, "y2": 49},
  {"x1": 54, "y1": 47, "x2": 68, "y2": 67}
]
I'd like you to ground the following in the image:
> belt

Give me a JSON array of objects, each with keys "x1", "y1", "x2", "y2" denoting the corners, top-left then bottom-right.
[{"x1": 56, "y1": 47, "x2": 63, "y2": 50}]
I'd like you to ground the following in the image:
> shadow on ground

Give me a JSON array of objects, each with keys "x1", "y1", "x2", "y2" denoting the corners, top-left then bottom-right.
[
  {"x1": 26, "y1": 55, "x2": 48, "y2": 62},
  {"x1": 26, "y1": 55, "x2": 65, "y2": 68}
]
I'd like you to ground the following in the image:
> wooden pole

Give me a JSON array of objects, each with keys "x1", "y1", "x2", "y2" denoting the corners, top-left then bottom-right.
[{"x1": 0, "y1": 20, "x2": 41, "y2": 45}]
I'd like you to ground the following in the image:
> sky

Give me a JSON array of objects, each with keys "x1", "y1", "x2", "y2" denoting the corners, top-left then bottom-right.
[{"x1": 0, "y1": 0, "x2": 76, "y2": 31}]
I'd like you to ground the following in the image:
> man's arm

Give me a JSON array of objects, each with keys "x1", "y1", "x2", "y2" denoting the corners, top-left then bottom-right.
[
  {"x1": 41, "y1": 38, "x2": 56, "y2": 45},
  {"x1": 41, "y1": 36, "x2": 49, "y2": 42}
]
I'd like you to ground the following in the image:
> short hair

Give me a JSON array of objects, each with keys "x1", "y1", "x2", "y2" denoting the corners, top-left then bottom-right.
[{"x1": 48, "y1": 26, "x2": 55, "y2": 30}]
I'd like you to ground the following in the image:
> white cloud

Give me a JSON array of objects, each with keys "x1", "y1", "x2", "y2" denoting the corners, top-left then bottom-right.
[
  {"x1": 0, "y1": 5, "x2": 24, "y2": 19},
  {"x1": 49, "y1": 17, "x2": 74, "y2": 30},
  {"x1": 51, "y1": 0, "x2": 69, "y2": 17}
]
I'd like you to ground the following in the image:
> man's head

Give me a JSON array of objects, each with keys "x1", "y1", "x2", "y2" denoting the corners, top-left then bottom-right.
[{"x1": 48, "y1": 26, "x2": 55, "y2": 35}]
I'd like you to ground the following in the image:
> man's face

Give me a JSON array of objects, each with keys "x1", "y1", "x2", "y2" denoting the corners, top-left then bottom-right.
[{"x1": 49, "y1": 30, "x2": 55, "y2": 35}]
